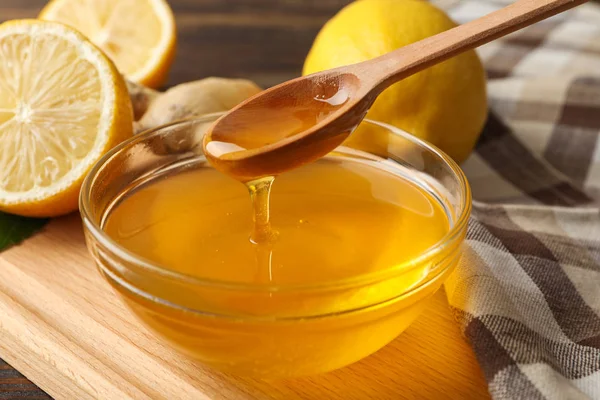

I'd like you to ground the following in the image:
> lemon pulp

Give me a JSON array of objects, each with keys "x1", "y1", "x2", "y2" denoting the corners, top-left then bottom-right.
[
  {"x1": 0, "y1": 20, "x2": 132, "y2": 217},
  {"x1": 40, "y1": 0, "x2": 176, "y2": 88}
]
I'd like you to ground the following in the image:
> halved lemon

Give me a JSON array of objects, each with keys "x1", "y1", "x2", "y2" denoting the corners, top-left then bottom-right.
[
  {"x1": 39, "y1": 0, "x2": 177, "y2": 88},
  {"x1": 0, "y1": 20, "x2": 133, "y2": 217}
]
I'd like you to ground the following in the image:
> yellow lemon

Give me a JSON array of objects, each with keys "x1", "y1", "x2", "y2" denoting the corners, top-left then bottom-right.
[
  {"x1": 0, "y1": 20, "x2": 133, "y2": 217},
  {"x1": 39, "y1": 0, "x2": 176, "y2": 89},
  {"x1": 303, "y1": 0, "x2": 487, "y2": 163}
]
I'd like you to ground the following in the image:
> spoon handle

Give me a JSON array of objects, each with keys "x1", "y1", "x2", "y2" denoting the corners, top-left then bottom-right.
[{"x1": 364, "y1": 0, "x2": 588, "y2": 89}]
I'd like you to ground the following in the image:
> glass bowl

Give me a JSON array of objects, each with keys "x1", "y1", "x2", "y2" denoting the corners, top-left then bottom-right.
[{"x1": 80, "y1": 113, "x2": 471, "y2": 378}]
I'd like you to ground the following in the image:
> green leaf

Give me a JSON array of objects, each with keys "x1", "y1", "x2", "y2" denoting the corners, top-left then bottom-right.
[{"x1": 0, "y1": 212, "x2": 48, "y2": 251}]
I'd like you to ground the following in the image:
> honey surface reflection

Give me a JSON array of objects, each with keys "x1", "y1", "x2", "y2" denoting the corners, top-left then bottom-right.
[{"x1": 104, "y1": 152, "x2": 449, "y2": 287}]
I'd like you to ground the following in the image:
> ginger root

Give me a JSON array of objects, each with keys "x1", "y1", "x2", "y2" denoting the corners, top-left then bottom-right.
[
  {"x1": 126, "y1": 80, "x2": 160, "y2": 121},
  {"x1": 128, "y1": 77, "x2": 262, "y2": 134}
]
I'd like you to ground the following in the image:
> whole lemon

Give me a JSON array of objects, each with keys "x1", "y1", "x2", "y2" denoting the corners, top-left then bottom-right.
[{"x1": 303, "y1": 0, "x2": 487, "y2": 163}]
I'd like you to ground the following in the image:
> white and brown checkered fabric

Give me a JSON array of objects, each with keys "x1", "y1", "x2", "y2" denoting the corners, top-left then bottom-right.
[{"x1": 431, "y1": 1, "x2": 600, "y2": 398}]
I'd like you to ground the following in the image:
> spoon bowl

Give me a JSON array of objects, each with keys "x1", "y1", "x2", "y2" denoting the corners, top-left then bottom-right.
[{"x1": 203, "y1": 71, "x2": 367, "y2": 181}]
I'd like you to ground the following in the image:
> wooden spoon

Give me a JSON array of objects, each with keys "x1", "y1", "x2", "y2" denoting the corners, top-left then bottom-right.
[{"x1": 203, "y1": 0, "x2": 588, "y2": 182}]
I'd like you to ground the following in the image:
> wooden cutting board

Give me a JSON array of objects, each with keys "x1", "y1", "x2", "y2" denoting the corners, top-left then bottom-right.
[{"x1": 0, "y1": 214, "x2": 490, "y2": 399}]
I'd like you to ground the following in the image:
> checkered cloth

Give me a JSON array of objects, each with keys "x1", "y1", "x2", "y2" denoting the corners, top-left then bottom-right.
[{"x1": 430, "y1": 0, "x2": 600, "y2": 399}]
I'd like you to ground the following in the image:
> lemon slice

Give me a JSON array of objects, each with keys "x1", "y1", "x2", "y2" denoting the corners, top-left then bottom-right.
[
  {"x1": 0, "y1": 20, "x2": 133, "y2": 217},
  {"x1": 39, "y1": 0, "x2": 176, "y2": 88}
]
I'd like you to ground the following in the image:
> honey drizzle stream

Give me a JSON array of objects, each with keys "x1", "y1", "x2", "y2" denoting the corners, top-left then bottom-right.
[{"x1": 246, "y1": 176, "x2": 278, "y2": 283}]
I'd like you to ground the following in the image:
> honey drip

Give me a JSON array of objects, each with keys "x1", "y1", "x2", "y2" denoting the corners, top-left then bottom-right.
[
  {"x1": 246, "y1": 176, "x2": 277, "y2": 244},
  {"x1": 247, "y1": 176, "x2": 278, "y2": 283},
  {"x1": 203, "y1": 82, "x2": 356, "y2": 282}
]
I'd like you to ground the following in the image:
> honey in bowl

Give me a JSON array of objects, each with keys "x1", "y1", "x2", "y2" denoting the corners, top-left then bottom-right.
[
  {"x1": 83, "y1": 116, "x2": 469, "y2": 378},
  {"x1": 105, "y1": 151, "x2": 448, "y2": 295}
]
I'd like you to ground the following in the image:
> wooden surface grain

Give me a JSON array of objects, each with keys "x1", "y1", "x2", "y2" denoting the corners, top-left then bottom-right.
[
  {"x1": 0, "y1": 215, "x2": 489, "y2": 400},
  {"x1": 0, "y1": 1, "x2": 490, "y2": 399}
]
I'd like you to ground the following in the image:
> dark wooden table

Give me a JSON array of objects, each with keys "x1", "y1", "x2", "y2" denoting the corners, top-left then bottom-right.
[{"x1": 0, "y1": 1, "x2": 350, "y2": 398}]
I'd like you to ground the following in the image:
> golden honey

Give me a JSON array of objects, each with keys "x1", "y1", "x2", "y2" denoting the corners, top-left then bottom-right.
[{"x1": 101, "y1": 147, "x2": 457, "y2": 377}]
